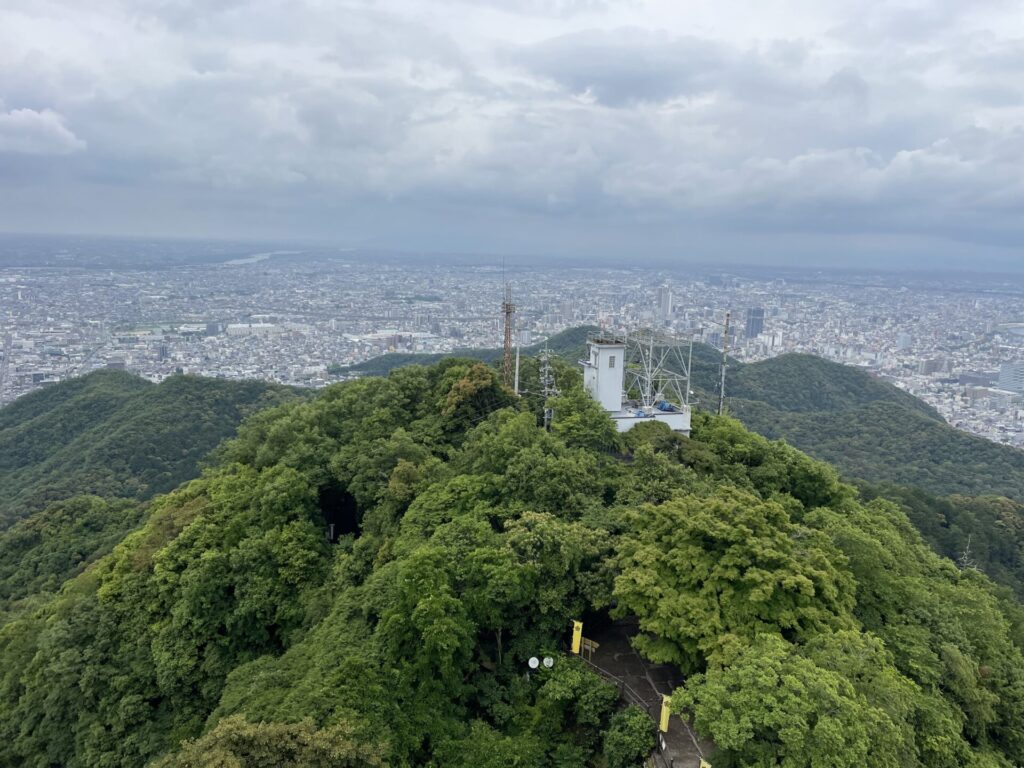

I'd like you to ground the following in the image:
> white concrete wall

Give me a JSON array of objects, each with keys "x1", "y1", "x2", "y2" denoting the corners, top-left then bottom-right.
[
  {"x1": 611, "y1": 409, "x2": 690, "y2": 434},
  {"x1": 583, "y1": 342, "x2": 625, "y2": 411}
]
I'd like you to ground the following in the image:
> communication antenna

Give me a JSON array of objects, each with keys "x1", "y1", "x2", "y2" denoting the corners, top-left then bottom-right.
[
  {"x1": 718, "y1": 310, "x2": 731, "y2": 416},
  {"x1": 539, "y1": 344, "x2": 559, "y2": 430},
  {"x1": 501, "y1": 282, "x2": 516, "y2": 389},
  {"x1": 0, "y1": 333, "x2": 11, "y2": 406},
  {"x1": 623, "y1": 329, "x2": 693, "y2": 411}
]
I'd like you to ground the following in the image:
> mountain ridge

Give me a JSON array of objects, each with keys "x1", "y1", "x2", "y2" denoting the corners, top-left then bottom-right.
[{"x1": 0, "y1": 370, "x2": 301, "y2": 527}]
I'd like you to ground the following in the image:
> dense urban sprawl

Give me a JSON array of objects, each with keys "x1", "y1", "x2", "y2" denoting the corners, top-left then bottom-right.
[{"x1": 4, "y1": 243, "x2": 1024, "y2": 446}]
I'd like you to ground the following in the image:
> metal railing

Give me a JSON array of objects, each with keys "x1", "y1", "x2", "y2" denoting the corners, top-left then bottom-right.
[{"x1": 578, "y1": 656, "x2": 679, "y2": 768}]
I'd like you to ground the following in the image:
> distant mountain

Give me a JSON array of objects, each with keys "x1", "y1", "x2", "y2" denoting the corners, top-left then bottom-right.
[
  {"x1": 0, "y1": 370, "x2": 300, "y2": 526},
  {"x1": 727, "y1": 353, "x2": 941, "y2": 419},
  {"x1": 732, "y1": 398, "x2": 1024, "y2": 498},
  {"x1": 684, "y1": 352, "x2": 1024, "y2": 499},
  {"x1": 335, "y1": 325, "x2": 597, "y2": 376}
]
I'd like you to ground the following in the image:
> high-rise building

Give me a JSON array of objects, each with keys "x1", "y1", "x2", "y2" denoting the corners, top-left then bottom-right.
[
  {"x1": 656, "y1": 285, "x2": 672, "y2": 323},
  {"x1": 744, "y1": 307, "x2": 765, "y2": 338},
  {"x1": 998, "y1": 362, "x2": 1024, "y2": 393},
  {"x1": 919, "y1": 358, "x2": 948, "y2": 376}
]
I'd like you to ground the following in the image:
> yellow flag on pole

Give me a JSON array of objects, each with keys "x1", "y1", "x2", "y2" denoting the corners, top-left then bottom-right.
[
  {"x1": 659, "y1": 694, "x2": 671, "y2": 732},
  {"x1": 571, "y1": 620, "x2": 583, "y2": 654}
]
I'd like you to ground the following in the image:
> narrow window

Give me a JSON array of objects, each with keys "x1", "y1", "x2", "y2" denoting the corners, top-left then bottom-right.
[{"x1": 609, "y1": 355, "x2": 616, "y2": 368}]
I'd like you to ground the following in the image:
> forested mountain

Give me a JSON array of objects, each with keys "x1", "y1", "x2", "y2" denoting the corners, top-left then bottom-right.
[
  {"x1": 726, "y1": 353, "x2": 940, "y2": 419},
  {"x1": 0, "y1": 370, "x2": 300, "y2": 526},
  {"x1": 702, "y1": 353, "x2": 1024, "y2": 598},
  {"x1": 0, "y1": 496, "x2": 145, "y2": 621},
  {"x1": 334, "y1": 325, "x2": 597, "y2": 376},
  {"x1": 345, "y1": 335, "x2": 1024, "y2": 598},
  {"x1": 1, "y1": 359, "x2": 1023, "y2": 767},
  {"x1": 348, "y1": 330, "x2": 1010, "y2": 497}
]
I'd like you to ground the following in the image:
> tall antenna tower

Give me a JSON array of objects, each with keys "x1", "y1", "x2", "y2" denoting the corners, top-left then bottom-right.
[
  {"x1": 0, "y1": 333, "x2": 11, "y2": 406},
  {"x1": 501, "y1": 283, "x2": 516, "y2": 389},
  {"x1": 539, "y1": 345, "x2": 559, "y2": 430},
  {"x1": 718, "y1": 310, "x2": 731, "y2": 416}
]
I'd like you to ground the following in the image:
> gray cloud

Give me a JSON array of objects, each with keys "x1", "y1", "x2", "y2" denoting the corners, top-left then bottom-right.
[
  {"x1": 1, "y1": 0, "x2": 1024, "y2": 266},
  {"x1": 0, "y1": 104, "x2": 85, "y2": 155}
]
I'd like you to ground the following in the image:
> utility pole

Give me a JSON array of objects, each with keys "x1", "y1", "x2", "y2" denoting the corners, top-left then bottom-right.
[
  {"x1": 685, "y1": 335, "x2": 694, "y2": 407},
  {"x1": 718, "y1": 311, "x2": 730, "y2": 416},
  {"x1": 502, "y1": 283, "x2": 516, "y2": 390},
  {"x1": 514, "y1": 342, "x2": 521, "y2": 396},
  {"x1": 540, "y1": 345, "x2": 558, "y2": 430}
]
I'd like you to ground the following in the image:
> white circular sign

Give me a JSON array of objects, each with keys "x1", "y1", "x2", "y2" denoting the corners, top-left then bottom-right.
[
  {"x1": 543, "y1": 656, "x2": 554, "y2": 668},
  {"x1": 528, "y1": 657, "x2": 540, "y2": 669}
]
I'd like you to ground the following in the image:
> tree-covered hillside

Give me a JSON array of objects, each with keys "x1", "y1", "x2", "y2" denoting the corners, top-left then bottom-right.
[
  {"x1": 0, "y1": 495, "x2": 146, "y2": 622},
  {"x1": 733, "y1": 398, "x2": 1024, "y2": 499},
  {"x1": 1, "y1": 359, "x2": 1023, "y2": 767},
  {"x1": 346, "y1": 332, "x2": 982, "y2": 495},
  {"x1": 345, "y1": 334, "x2": 1024, "y2": 597},
  {"x1": 333, "y1": 325, "x2": 597, "y2": 377},
  {"x1": 727, "y1": 353, "x2": 940, "y2": 419},
  {"x1": 0, "y1": 370, "x2": 300, "y2": 526}
]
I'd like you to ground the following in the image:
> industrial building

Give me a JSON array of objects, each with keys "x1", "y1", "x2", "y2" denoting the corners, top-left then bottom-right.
[{"x1": 581, "y1": 334, "x2": 691, "y2": 434}]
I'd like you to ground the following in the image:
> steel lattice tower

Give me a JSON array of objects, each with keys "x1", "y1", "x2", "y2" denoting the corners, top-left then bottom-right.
[{"x1": 501, "y1": 283, "x2": 516, "y2": 389}]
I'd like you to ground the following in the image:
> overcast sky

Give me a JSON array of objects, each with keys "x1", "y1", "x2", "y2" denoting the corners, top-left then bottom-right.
[{"x1": 2, "y1": 0, "x2": 1024, "y2": 268}]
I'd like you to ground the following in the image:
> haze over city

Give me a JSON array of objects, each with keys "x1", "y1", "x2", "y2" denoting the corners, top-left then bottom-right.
[{"x1": 3, "y1": 0, "x2": 1024, "y2": 268}]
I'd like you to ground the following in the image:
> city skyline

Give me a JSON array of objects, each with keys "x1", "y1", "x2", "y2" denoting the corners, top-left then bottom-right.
[{"x1": 7, "y1": 241, "x2": 1024, "y2": 448}]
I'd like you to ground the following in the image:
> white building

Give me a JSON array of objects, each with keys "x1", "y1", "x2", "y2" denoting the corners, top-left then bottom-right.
[
  {"x1": 581, "y1": 336, "x2": 691, "y2": 434},
  {"x1": 582, "y1": 338, "x2": 625, "y2": 411},
  {"x1": 998, "y1": 362, "x2": 1024, "y2": 394},
  {"x1": 656, "y1": 285, "x2": 673, "y2": 323},
  {"x1": 226, "y1": 323, "x2": 281, "y2": 337}
]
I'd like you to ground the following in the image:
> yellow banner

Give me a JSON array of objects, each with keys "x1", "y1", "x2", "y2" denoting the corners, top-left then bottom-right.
[
  {"x1": 659, "y1": 694, "x2": 671, "y2": 732},
  {"x1": 571, "y1": 620, "x2": 583, "y2": 654}
]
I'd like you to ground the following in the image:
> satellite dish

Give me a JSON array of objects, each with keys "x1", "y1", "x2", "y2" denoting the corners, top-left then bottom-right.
[
  {"x1": 528, "y1": 657, "x2": 540, "y2": 669},
  {"x1": 543, "y1": 656, "x2": 554, "y2": 668}
]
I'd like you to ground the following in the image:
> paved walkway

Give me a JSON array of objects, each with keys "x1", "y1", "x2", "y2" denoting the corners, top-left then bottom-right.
[{"x1": 584, "y1": 619, "x2": 715, "y2": 768}]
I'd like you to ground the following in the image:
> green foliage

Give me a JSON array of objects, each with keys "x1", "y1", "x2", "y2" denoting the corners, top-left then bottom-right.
[
  {"x1": 149, "y1": 715, "x2": 387, "y2": 767},
  {"x1": 602, "y1": 706, "x2": 655, "y2": 768},
  {"x1": 549, "y1": 387, "x2": 618, "y2": 453},
  {"x1": 0, "y1": 370, "x2": 299, "y2": 526},
  {"x1": 0, "y1": 495, "x2": 145, "y2": 621},
  {"x1": 1, "y1": 360, "x2": 1024, "y2": 768},
  {"x1": 690, "y1": 347, "x2": 1024, "y2": 601},
  {"x1": 677, "y1": 633, "x2": 896, "y2": 768},
  {"x1": 614, "y1": 487, "x2": 855, "y2": 672},
  {"x1": 860, "y1": 484, "x2": 1024, "y2": 599}
]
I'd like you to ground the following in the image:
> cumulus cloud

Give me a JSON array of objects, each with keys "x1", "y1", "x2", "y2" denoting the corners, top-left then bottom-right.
[
  {"x1": 1, "y1": 0, "x2": 1023, "y2": 263},
  {"x1": 0, "y1": 105, "x2": 85, "y2": 155}
]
